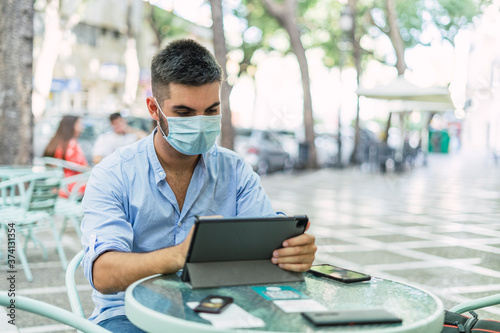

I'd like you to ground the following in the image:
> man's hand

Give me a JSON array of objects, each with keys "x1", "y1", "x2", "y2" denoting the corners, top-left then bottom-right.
[{"x1": 271, "y1": 221, "x2": 316, "y2": 272}]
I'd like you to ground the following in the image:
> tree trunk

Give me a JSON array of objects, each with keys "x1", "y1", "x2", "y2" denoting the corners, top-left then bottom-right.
[
  {"x1": 349, "y1": 0, "x2": 363, "y2": 165},
  {"x1": 209, "y1": 0, "x2": 234, "y2": 151},
  {"x1": 0, "y1": 0, "x2": 34, "y2": 165},
  {"x1": 261, "y1": 0, "x2": 317, "y2": 169},
  {"x1": 385, "y1": 0, "x2": 406, "y2": 76}
]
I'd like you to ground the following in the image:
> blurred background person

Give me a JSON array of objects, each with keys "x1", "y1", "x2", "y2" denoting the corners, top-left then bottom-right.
[
  {"x1": 43, "y1": 115, "x2": 89, "y2": 196},
  {"x1": 92, "y1": 112, "x2": 147, "y2": 165}
]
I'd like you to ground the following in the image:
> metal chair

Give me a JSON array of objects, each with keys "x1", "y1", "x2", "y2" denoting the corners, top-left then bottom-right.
[
  {"x1": 449, "y1": 294, "x2": 500, "y2": 314},
  {"x1": 0, "y1": 171, "x2": 68, "y2": 281},
  {"x1": 42, "y1": 156, "x2": 92, "y2": 173},
  {"x1": 0, "y1": 293, "x2": 110, "y2": 333},
  {"x1": 55, "y1": 172, "x2": 90, "y2": 240},
  {"x1": 66, "y1": 249, "x2": 86, "y2": 318}
]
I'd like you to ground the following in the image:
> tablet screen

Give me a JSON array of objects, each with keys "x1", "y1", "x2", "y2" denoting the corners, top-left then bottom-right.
[{"x1": 186, "y1": 215, "x2": 308, "y2": 263}]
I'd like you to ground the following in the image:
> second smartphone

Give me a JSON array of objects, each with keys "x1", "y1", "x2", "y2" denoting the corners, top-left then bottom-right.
[
  {"x1": 194, "y1": 295, "x2": 233, "y2": 314},
  {"x1": 309, "y1": 264, "x2": 371, "y2": 283}
]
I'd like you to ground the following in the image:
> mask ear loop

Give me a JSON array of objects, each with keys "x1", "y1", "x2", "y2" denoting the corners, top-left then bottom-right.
[{"x1": 153, "y1": 97, "x2": 169, "y2": 138}]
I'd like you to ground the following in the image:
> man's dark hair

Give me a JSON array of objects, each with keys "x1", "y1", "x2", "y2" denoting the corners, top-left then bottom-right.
[
  {"x1": 109, "y1": 112, "x2": 122, "y2": 122},
  {"x1": 151, "y1": 39, "x2": 222, "y2": 105}
]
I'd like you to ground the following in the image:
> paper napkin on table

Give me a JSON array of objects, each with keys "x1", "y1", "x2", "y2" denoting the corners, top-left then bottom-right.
[{"x1": 187, "y1": 302, "x2": 265, "y2": 329}]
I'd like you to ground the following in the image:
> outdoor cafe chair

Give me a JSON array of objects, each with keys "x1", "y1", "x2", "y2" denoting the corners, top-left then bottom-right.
[
  {"x1": 0, "y1": 293, "x2": 110, "y2": 333},
  {"x1": 441, "y1": 294, "x2": 500, "y2": 332},
  {"x1": 66, "y1": 249, "x2": 86, "y2": 318},
  {"x1": 55, "y1": 171, "x2": 91, "y2": 240},
  {"x1": 0, "y1": 170, "x2": 68, "y2": 281},
  {"x1": 42, "y1": 156, "x2": 92, "y2": 173}
]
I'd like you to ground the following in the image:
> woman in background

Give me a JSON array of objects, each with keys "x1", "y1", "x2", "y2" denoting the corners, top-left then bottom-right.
[{"x1": 43, "y1": 115, "x2": 89, "y2": 196}]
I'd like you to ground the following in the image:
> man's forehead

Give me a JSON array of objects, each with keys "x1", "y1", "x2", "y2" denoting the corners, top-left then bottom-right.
[{"x1": 164, "y1": 82, "x2": 220, "y2": 103}]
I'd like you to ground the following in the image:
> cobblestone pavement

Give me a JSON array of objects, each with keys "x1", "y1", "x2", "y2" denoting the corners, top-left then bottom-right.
[{"x1": 2, "y1": 150, "x2": 500, "y2": 332}]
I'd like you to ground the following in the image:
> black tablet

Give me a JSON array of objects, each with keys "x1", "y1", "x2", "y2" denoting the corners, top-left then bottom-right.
[
  {"x1": 181, "y1": 215, "x2": 308, "y2": 285},
  {"x1": 185, "y1": 215, "x2": 308, "y2": 262}
]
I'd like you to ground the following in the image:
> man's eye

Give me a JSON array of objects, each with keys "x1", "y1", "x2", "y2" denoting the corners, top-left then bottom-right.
[{"x1": 206, "y1": 109, "x2": 218, "y2": 114}]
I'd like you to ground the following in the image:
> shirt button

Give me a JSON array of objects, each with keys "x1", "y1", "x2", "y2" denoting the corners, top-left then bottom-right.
[
  {"x1": 159, "y1": 171, "x2": 165, "y2": 177},
  {"x1": 178, "y1": 221, "x2": 182, "y2": 227}
]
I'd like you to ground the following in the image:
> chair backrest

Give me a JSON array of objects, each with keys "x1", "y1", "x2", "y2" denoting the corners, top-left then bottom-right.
[
  {"x1": 0, "y1": 293, "x2": 110, "y2": 333},
  {"x1": 59, "y1": 171, "x2": 91, "y2": 202},
  {"x1": 0, "y1": 171, "x2": 62, "y2": 210},
  {"x1": 21, "y1": 171, "x2": 62, "y2": 213},
  {"x1": 42, "y1": 156, "x2": 91, "y2": 173},
  {"x1": 66, "y1": 249, "x2": 86, "y2": 318}
]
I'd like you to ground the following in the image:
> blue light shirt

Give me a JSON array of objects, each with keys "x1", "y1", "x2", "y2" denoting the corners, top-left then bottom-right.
[{"x1": 81, "y1": 130, "x2": 276, "y2": 324}]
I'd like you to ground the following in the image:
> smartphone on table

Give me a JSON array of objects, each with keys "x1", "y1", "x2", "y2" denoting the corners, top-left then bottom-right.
[
  {"x1": 302, "y1": 308, "x2": 402, "y2": 326},
  {"x1": 308, "y1": 264, "x2": 371, "y2": 283},
  {"x1": 194, "y1": 295, "x2": 233, "y2": 314}
]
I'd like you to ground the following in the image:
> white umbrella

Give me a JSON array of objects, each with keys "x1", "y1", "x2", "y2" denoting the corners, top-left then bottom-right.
[
  {"x1": 356, "y1": 76, "x2": 454, "y2": 106},
  {"x1": 356, "y1": 76, "x2": 455, "y2": 164}
]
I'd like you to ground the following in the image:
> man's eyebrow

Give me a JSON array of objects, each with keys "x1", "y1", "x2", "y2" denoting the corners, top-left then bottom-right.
[
  {"x1": 172, "y1": 105, "x2": 196, "y2": 112},
  {"x1": 205, "y1": 102, "x2": 220, "y2": 110}
]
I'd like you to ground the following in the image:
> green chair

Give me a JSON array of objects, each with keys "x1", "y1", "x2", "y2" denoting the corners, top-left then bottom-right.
[
  {"x1": 0, "y1": 171, "x2": 68, "y2": 281},
  {"x1": 0, "y1": 293, "x2": 110, "y2": 333},
  {"x1": 449, "y1": 294, "x2": 500, "y2": 314},
  {"x1": 442, "y1": 295, "x2": 500, "y2": 332},
  {"x1": 66, "y1": 249, "x2": 86, "y2": 318},
  {"x1": 42, "y1": 156, "x2": 92, "y2": 173},
  {"x1": 56, "y1": 171, "x2": 91, "y2": 240}
]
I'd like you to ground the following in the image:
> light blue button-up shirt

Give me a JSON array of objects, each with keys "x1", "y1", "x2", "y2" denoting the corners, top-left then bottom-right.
[{"x1": 81, "y1": 130, "x2": 276, "y2": 324}]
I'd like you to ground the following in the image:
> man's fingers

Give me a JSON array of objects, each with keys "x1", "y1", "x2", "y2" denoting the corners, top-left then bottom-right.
[
  {"x1": 274, "y1": 242, "x2": 317, "y2": 258},
  {"x1": 271, "y1": 253, "x2": 315, "y2": 265},
  {"x1": 283, "y1": 233, "x2": 315, "y2": 248},
  {"x1": 276, "y1": 262, "x2": 312, "y2": 273}
]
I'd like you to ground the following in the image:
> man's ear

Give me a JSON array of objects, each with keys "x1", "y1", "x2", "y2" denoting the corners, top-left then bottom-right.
[{"x1": 146, "y1": 97, "x2": 160, "y2": 122}]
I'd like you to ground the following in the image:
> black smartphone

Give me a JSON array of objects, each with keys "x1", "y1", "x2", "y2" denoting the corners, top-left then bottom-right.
[
  {"x1": 302, "y1": 309, "x2": 402, "y2": 326},
  {"x1": 308, "y1": 264, "x2": 371, "y2": 283},
  {"x1": 194, "y1": 295, "x2": 233, "y2": 314}
]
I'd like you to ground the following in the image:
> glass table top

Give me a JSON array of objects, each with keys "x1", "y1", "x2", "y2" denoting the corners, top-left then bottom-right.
[{"x1": 129, "y1": 271, "x2": 444, "y2": 332}]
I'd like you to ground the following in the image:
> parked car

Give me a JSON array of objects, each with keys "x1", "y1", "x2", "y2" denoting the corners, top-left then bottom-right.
[
  {"x1": 233, "y1": 128, "x2": 292, "y2": 175},
  {"x1": 314, "y1": 129, "x2": 355, "y2": 167},
  {"x1": 34, "y1": 113, "x2": 153, "y2": 164}
]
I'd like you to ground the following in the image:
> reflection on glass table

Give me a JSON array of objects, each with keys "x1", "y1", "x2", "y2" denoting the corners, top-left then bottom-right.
[{"x1": 125, "y1": 271, "x2": 444, "y2": 333}]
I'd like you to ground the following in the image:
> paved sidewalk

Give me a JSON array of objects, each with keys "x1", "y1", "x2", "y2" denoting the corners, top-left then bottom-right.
[
  {"x1": 262, "y1": 150, "x2": 500, "y2": 320},
  {"x1": 2, "y1": 150, "x2": 500, "y2": 331}
]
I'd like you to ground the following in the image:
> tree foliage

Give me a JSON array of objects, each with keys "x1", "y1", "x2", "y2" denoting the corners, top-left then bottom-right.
[{"x1": 358, "y1": 0, "x2": 482, "y2": 72}]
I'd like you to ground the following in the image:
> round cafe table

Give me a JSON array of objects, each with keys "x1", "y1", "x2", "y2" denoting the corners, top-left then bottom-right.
[{"x1": 125, "y1": 272, "x2": 444, "y2": 333}]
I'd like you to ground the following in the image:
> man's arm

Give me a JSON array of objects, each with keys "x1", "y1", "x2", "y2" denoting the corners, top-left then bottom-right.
[
  {"x1": 93, "y1": 227, "x2": 194, "y2": 294},
  {"x1": 92, "y1": 155, "x2": 103, "y2": 165}
]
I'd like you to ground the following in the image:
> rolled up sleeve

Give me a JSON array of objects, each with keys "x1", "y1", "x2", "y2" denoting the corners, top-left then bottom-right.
[{"x1": 81, "y1": 165, "x2": 133, "y2": 290}]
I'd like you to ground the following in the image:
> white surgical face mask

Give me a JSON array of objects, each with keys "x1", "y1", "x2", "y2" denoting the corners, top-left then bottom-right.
[{"x1": 155, "y1": 98, "x2": 221, "y2": 155}]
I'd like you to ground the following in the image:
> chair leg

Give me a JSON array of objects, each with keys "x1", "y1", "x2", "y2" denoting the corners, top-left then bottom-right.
[
  {"x1": 23, "y1": 227, "x2": 48, "y2": 261},
  {"x1": 59, "y1": 215, "x2": 82, "y2": 240},
  {"x1": 16, "y1": 232, "x2": 33, "y2": 282},
  {"x1": 70, "y1": 215, "x2": 82, "y2": 239},
  {"x1": 59, "y1": 216, "x2": 68, "y2": 242},
  {"x1": 49, "y1": 218, "x2": 68, "y2": 269}
]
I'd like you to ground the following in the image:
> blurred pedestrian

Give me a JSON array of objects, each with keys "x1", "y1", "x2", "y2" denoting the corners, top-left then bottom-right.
[
  {"x1": 43, "y1": 115, "x2": 89, "y2": 196},
  {"x1": 91, "y1": 112, "x2": 147, "y2": 165}
]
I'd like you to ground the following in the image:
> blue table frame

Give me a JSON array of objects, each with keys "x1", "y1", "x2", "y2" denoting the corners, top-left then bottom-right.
[{"x1": 125, "y1": 272, "x2": 444, "y2": 332}]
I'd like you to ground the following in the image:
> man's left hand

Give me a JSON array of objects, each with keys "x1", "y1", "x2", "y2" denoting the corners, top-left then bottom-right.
[{"x1": 271, "y1": 226, "x2": 317, "y2": 272}]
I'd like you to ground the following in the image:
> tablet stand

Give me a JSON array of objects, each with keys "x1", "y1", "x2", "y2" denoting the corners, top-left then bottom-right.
[{"x1": 183, "y1": 259, "x2": 304, "y2": 289}]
